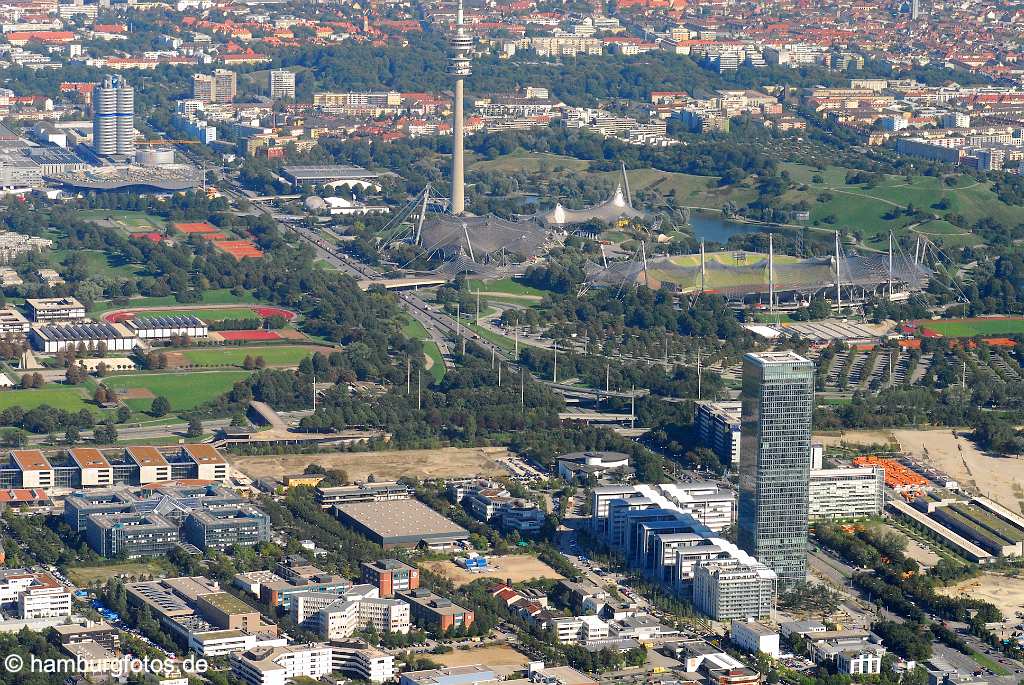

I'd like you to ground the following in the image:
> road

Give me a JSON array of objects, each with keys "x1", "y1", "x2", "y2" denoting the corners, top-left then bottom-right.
[{"x1": 23, "y1": 418, "x2": 233, "y2": 445}]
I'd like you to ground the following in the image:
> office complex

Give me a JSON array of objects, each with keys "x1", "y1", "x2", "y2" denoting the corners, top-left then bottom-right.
[
  {"x1": 591, "y1": 482, "x2": 735, "y2": 537},
  {"x1": 737, "y1": 351, "x2": 815, "y2": 588},
  {"x1": 453, "y1": 480, "x2": 545, "y2": 534},
  {"x1": 0, "y1": 569, "x2": 71, "y2": 619},
  {"x1": 693, "y1": 558, "x2": 777, "y2": 620},
  {"x1": 182, "y1": 505, "x2": 271, "y2": 551},
  {"x1": 397, "y1": 588, "x2": 474, "y2": 632},
  {"x1": 231, "y1": 641, "x2": 395, "y2": 685},
  {"x1": 269, "y1": 69, "x2": 296, "y2": 99},
  {"x1": 92, "y1": 75, "x2": 134, "y2": 157},
  {"x1": 694, "y1": 401, "x2": 742, "y2": 468},
  {"x1": 808, "y1": 467, "x2": 884, "y2": 521},
  {"x1": 291, "y1": 584, "x2": 411, "y2": 638}
]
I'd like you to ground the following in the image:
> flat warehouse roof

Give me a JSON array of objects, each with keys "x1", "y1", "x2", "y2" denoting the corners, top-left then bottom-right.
[{"x1": 336, "y1": 499, "x2": 468, "y2": 543}]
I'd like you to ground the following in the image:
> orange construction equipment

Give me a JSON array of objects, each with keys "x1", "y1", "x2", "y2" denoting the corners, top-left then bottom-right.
[{"x1": 853, "y1": 455, "x2": 928, "y2": 490}]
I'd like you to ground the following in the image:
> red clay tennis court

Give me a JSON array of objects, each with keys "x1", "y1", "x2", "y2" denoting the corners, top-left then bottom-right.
[
  {"x1": 219, "y1": 330, "x2": 282, "y2": 341},
  {"x1": 254, "y1": 307, "x2": 295, "y2": 320},
  {"x1": 215, "y1": 240, "x2": 264, "y2": 259},
  {"x1": 172, "y1": 221, "x2": 218, "y2": 234}
]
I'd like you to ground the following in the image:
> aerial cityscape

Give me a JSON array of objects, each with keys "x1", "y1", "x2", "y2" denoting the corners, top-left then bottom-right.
[{"x1": 0, "y1": 0, "x2": 1023, "y2": 684}]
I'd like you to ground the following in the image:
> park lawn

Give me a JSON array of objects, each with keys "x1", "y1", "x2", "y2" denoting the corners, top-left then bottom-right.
[
  {"x1": 91, "y1": 289, "x2": 260, "y2": 314},
  {"x1": 0, "y1": 384, "x2": 95, "y2": 412},
  {"x1": 467, "y1": 278, "x2": 548, "y2": 297},
  {"x1": 468, "y1": 323, "x2": 519, "y2": 355},
  {"x1": 402, "y1": 318, "x2": 446, "y2": 383},
  {"x1": 103, "y1": 371, "x2": 251, "y2": 411},
  {"x1": 66, "y1": 560, "x2": 172, "y2": 586},
  {"x1": 470, "y1": 150, "x2": 590, "y2": 174},
  {"x1": 77, "y1": 209, "x2": 167, "y2": 232},
  {"x1": 181, "y1": 346, "x2": 318, "y2": 367},
  {"x1": 49, "y1": 249, "x2": 145, "y2": 279},
  {"x1": 917, "y1": 318, "x2": 1024, "y2": 337},
  {"x1": 136, "y1": 307, "x2": 260, "y2": 321}
]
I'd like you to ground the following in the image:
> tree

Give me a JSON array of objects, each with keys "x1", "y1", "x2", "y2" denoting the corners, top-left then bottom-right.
[
  {"x1": 254, "y1": 356, "x2": 266, "y2": 369},
  {"x1": 64, "y1": 425, "x2": 80, "y2": 444},
  {"x1": 116, "y1": 405, "x2": 131, "y2": 423},
  {"x1": 150, "y1": 396, "x2": 171, "y2": 417},
  {"x1": 94, "y1": 421, "x2": 118, "y2": 444},
  {"x1": 243, "y1": 355, "x2": 256, "y2": 370},
  {"x1": 65, "y1": 364, "x2": 85, "y2": 385},
  {"x1": 186, "y1": 416, "x2": 203, "y2": 438},
  {"x1": 94, "y1": 386, "x2": 109, "y2": 404}
]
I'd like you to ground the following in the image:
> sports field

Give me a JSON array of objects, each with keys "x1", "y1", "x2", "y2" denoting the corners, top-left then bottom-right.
[
  {"x1": 466, "y1": 278, "x2": 548, "y2": 298},
  {"x1": 67, "y1": 560, "x2": 171, "y2": 586},
  {"x1": 0, "y1": 384, "x2": 93, "y2": 412},
  {"x1": 181, "y1": 346, "x2": 325, "y2": 368},
  {"x1": 135, "y1": 307, "x2": 260, "y2": 321},
  {"x1": 78, "y1": 209, "x2": 166, "y2": 232},
  {"x1": 103, "y1": 371, "x2": 251, "y2": 411},
  {"x1": 91, "y1": 289, "x2": 261, "y2": 314},
  {"x1": 916, "y1": 317, "x2": 1024, "y2": 337}
]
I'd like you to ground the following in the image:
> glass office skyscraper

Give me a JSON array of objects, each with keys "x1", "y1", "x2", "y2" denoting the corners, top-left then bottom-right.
[{"x1": 737, "y1": 351, "x2": 815, "y2": 588}]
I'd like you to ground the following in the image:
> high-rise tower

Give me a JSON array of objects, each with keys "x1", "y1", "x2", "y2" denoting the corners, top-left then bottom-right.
[
  {"x1": 447, "y1": 0, "x2": 472, "y2": 215},
  {"x1": 93, "y1": 75, "x2": 135, "y2": 157},
  {"x1": 737, "y1": 351, "x2": 814, "y2": 589}
]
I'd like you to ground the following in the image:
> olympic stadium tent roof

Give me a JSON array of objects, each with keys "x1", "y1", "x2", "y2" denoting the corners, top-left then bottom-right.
[
  {"x1": 418, "y1": 214, "x2": 556, "y2": 262},
  {"x1": 538, "y1": 185, "x2": 644, "y2": 227}
]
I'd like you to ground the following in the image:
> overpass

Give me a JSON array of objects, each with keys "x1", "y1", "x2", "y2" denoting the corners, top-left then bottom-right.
[
  {"x1": 251, "y1": 194, "x2": 302, "y2": 202},
  {"x1": 559, "y1": 409, "x2": 636, "y2": 425},
  {"x1": 358, "y1": 276, "x2": 452, "y2": 291}
]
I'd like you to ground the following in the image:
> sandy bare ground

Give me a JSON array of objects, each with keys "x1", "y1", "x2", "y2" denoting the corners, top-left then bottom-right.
[
  {"x1": 226, "y1": 446, "x2": 510, "y2": 482},
  {"x1": 433, "y1": 645, "x2": 529, "y2": 674},
  {"x1": 817, "y1": 428, "x2": 1024, "y2": 513},
  {"x1": 422, "y1": 555, "x2": 564, "y2": 587},
  {"x1": 938, "y1": 573, "x2": 1024, "y2": 621}
]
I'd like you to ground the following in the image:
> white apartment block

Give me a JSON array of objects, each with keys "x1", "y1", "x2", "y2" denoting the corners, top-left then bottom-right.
[
  {"x1": 0, "y1": 570, "x2": 71, "y2": 619},
  {"x1": 694, "y1": 401, "x2": 741, "y2": 468},
  {"x1": 291, "y1": 585, "x2": 410, "y2": 639},
  {"x1": 808, "y1": 468, "x2": 884, "y2": 521},
  {"x1": 550, "y1": 615, "x2": 610, "y2": 643},
  {"x1": 730, "y1": 620, "x2": 780, "y2": 657},
  {"x1": 232, "y1": 642, "x2": 394, "y2": 685},
  {"x1": 693, "y1": 557, "x2": 777, "y2": 621}
]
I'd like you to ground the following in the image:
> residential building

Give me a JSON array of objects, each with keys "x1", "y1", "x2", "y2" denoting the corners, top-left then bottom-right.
[
  {"x1": 806, "y1": 630, "x2": 886, "y2": 675},
  {"x1": 397, "y1": 588, "x2": 474, "y2": 632},
  {"x1": 455, "y1": 481, "x2": 545, "y2": 534},
  {"x1": 361, "y1": 559, "x2": 419, "y2": 597},
  {"x1": 551, "y1": 615, "x2": 610, "y2": 643},
  {"x1": 592, "y1": 482, "x2": 735, "y2": 536},
  {"x1": 737, "y1": 351, "x2": 815, "y2": 588},
  {"x1": 194, "y1": 70, "x2": 237, "y2": 104},
  {"x1": 53, "y1": 621, "x2": 120, "y2": 652},
  {"x1": 694, "y1": 401, "x2": 742, "y2": 468},
  {"x1": 808, "y1": 467, "x2": 884, "y2": 520},
  {"x1": 269, "y1": 70, "x2": 296, "y2": 99}
]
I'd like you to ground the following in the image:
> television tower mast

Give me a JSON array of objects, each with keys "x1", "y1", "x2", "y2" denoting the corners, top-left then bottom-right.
[{"x1": 448, "y1": 0, "x2": 473, "y2": 216}]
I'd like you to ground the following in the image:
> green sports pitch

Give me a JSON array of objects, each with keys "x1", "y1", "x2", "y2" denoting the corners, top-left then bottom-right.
[{"x1": 916, "y1": 317, "x2": 1024, "y2": 337}]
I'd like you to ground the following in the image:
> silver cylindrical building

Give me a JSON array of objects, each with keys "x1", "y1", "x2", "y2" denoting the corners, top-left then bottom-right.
[
  {"x1": 92, "y1": 76, "x2": 118, "y2": 156},
  {"x1": 116, "y1": 83, "x2": 135, "y2": 156}
]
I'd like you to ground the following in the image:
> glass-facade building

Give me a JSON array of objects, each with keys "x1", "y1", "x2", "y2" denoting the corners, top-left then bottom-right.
[{"x1": 737, "y1": 351, "x2": 814, "y2": 588}]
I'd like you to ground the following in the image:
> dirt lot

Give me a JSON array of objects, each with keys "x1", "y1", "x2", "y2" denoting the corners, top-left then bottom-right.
[
  {"x1": 227, "y1": 447, "x2": 510, "y2": 482},
  {"x1": 433, "y1": 645, "x2": 530, "y2": 675},
  {"x1": 938, "y1": 573, "x2": 1024, "y2": 621},
  {"x1": 422, "y1": 555, "x2": 564, "y2": 586},
  {"x1": 817, "y1": 428, "x2": 1024, "y2": 513}
]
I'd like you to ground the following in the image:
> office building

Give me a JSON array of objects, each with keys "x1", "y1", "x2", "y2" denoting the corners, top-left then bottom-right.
[
  {"x1": 291, "y1": 585, "x2": 410, "y2": 638},
  {"x1": 183, "y1": 505, "x2": 271, "y2": 551},
  {"x1": 193, "y1": 70, "x2": 237, "y2": 104},
  {"x1": 268, "y1": 70, "x2": 295, "y2": 99},
  {"x1": 550, "y1": 615, "x2": 610, "y2": 643},
  {"x1": 316, "y1": 481, "x2": 410, "y2": 507},
  {"x1": 456, "y1": 481, "x2": 545, "y2": 534},
  {"x1": 693, "y1": 557, "x2": 777, "y2": 621},
  {"x1": 808, "y1": 467, "x2": 884, "y2": 521},
  {"x1": 806, "y1": 630, "x2": 886, "y2": 675},
  {"x1": 694, "y1": 401, "x2": 741, "y2": 468},
  {"x1": 232, "y1": 641, "x2": 394, "y2": 685},
  {"x1": 86, "y1": 511, "x2": 180, "y2": 558},
  {"x1": 92, "y1": 75, "x2": 134, "y2": 157},
  {"x1": 0, "y1": 569, "x2": 70, "y2": 619},
  {"x1": 25, "y1": 297, "x2": 85, "y2": 322},
  {"x1": 53, "y1": 621, "x2": 120, "y2": 652},
  {"x1": 361, "y1": 559, "x2": 419, "y2": 597},
  {"x1": 556, "y1": 451, "x2": 630, "y2": 483},
  {"x1": 730, "y1": 620, "x2": 780, "y2": 657},
  {"x1": 591, "y1": 482, "x2": 735, "y2": 537},
  {"x1": 737, "y1": 351, "x2": 815, "y2": 588},
  {"x1": 397, "y1": 588, "x2": 474, "y2": 632}
]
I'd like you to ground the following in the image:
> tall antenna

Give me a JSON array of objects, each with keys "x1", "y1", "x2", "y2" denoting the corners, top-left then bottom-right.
[
  {"x1": 447, "y1": 0, "x2": 473, "y2": 215},
  {"x1": 621, "y1": 162, "x2": 632, "y2": 208},
  {"x1": 834, "y1": 230, "x2": 842, "y2": 314}
]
